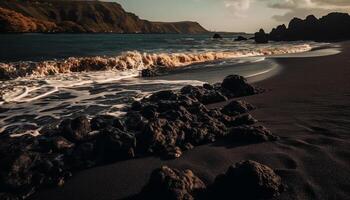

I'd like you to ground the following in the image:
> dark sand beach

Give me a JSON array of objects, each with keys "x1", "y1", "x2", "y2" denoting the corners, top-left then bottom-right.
[{"x1": 30, "y1": 42, "x2": 350, "y2": 200}]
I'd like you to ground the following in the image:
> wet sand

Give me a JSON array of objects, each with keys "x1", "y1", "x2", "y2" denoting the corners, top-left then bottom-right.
[{"x1": 32, "y1": 41, "x2": 350, "y2": 200}]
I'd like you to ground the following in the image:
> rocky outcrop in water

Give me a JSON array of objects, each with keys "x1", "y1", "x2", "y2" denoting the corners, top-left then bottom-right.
[
  {"x1": 234, "y1": 36, "x2": 248, "y2": 41},
  {"x1": 0, "y1": 0, "x2": 208, "y2": 33},
  {"x1": 136, "y1": 160, "x2": 284, "y2": 200},
  {"x1": 254, "y1": 29, "x2": 269, "y2": 44},
  {"x1": 212, "y1": 33, "x2": 223, "y2": 39},
  {"x1": 0, "y1": 75, "x2": 279, "y2": 199},
  {"x1": 269, "y1": 12, "x2": 350, "y2": 41}
]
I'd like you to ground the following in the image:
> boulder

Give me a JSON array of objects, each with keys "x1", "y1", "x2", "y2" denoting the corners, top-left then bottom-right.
[
  {"x1": 254, "y1": 29, "x2": 268, "y2": 43},
  {"x1": 148, "y1": 90, "x2": 178, "y2": 101},
  {"x1": 212, "y1": 33, "x2": 223, "y2": 39},
  {"x1": 95, "y1": 128, "x2": 136, "y2": 162},
  {"x1": 125, "y1": 112, "x2": 148, "y2": 131},
  {"x1": 234, "y1": 36, "x2": 248, "y2": 41},
  {"x1": 180, "y1": 85, "x2": 205, "y2": 100},
  {"x1": 207, "y1": 160, "x2": 284, "y2": 199},
  {"x1": 39, "y1": 136, "x2": 75, "y2": 153},
  {"x1": 141, "y1": 68, "x2": 158, "y2": 77},
  {"x1": 91, "y1": 115, "x2": 126, "y2": 131},
  {"x1": 222, "y1": 114, "x2": 258, "y2": 127},
  {"x1": 0, "y1": 150, "x2": 39, "y2": 194},
  {"x1": 140, "y1": 166, "x2": 206, "y2": 200},
  {"x1": 59, "y1": 116, "x2": 92, "y2": 142},
  {"x1": 200, "y1": 91, "x2": 227, "y2": 104},
  {"x1": 221, "y1": 75, "x2": 256, "y2": 97},
  {"x1": 228, "y1": 125, "x2": 279, "y2": 143},
  {"x1": 221, "y1": 100, "x2": 255, "y2": 116}
]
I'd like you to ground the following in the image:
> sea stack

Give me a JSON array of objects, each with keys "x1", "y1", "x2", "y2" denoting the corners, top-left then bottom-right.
[{"x1": 254, "y1": 29, "x2": 269, "y2": 43}]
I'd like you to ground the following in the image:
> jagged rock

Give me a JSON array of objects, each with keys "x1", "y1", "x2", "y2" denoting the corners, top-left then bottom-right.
[
  {"x1": 164, "y1": 146, "x2": 183, "y2": 159},
  {"x1": 59, "y1": 116, "x2": 92, "y2": 142},
  {"x1": 228, "y1": 125, "x2": 278, "y2": 143},
  {"x1": 125, "y1": 112, "x2": 148, "y2": 131},
  {"x1": 180, "y1": 85, "x2": 205, "y2": 100},
  {"x1": 231, "y1": 114, "x2": 258, "y2": 126},
  {"x1": 221, "y1": 100, "x2": 255, "y2": 116},
  {"x1": 91, "y1": 115, "x2": 126, "y2": 131},
  {"x1": 140, "y1": 105, "x2": 158, "y2": 119},
  {"x1": 212, "y1": 33, "x2": 223, "y2": 39},
  {"x1": 269, "y1": 12, "x2": 350, "y2": 41},
  {"x1": 234, "y1": 36, "x2": 248, "y2": 41},
  {"x1": 39, "y1": 136, "x2": 75, "y2": 153},
  {"x1": 200, "y1": 91, "x2": 227, "y2": 104},
  {"x1": 0, "y1": 193, "x2": 20, "y2": 200},
  {"x1": 141, "y1": 68, "x2": 158, "y2": 77},
  {"x1": 148, "y1": 90, "x2": 177, "y2": 101},
  {"x1": 221, "y1": 75, "x2": 256, "y2": 97},
  {"x1": 140, "y1": 166, "x2": 206, "y2": 200},
  {"x1": 221, "y1": 114, "x2": 258, "y2": 127},
  {"x1": 269, "y1": 24, "x2": 287, "y2": 41},
  {"x1": 68, "y1": 142, "x2": 96, "y2": 169},
  {"x1": 207, "y1": 160, "x2": 283, "y2": 199},
  {"x1": 95, "y1": 128, "x2": 136, "y2": 162},
  {"x1": 0, "y1": 150, "x2": 39, "y2": 196},
  {"x1": 254, "y1": 29, "x2": 269, "y2": 43}
]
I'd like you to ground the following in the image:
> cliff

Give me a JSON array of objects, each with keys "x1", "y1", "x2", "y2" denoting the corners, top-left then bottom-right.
[
  {"x1": 269, "y1": 12, "x2": 350, "y2": 41},
  {"x1": 0, "y1": 0, "x2": 208, "y2": 33}
]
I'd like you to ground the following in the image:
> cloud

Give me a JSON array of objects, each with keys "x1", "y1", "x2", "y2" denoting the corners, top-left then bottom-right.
[{"x1": 223, "y1": 0, "x2": 252, "y2": 17}]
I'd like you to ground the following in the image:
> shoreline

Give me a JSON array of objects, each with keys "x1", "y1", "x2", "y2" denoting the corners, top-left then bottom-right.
[{"x1": 29, "y1": 42, "x2": 350, "y2": 200}]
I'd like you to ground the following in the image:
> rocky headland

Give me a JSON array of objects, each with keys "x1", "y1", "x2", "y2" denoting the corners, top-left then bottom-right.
[{"x1": 0, "y1": 0, "x2": 208, "y2": 33}]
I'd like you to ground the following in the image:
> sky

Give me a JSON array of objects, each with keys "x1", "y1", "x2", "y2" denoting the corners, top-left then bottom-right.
[{"x1": 113, "y1": 0, "x2": 350, "y2": 33}]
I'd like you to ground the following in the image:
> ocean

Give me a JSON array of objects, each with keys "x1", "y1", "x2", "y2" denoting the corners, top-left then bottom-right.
[{"x1": 0, "y1": 33, "x2": 328, "y2": 136}]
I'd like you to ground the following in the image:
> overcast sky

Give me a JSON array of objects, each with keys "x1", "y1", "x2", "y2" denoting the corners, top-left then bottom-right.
[{"x1": 114, "y1": 0, "x2": 350, "y2": 33}]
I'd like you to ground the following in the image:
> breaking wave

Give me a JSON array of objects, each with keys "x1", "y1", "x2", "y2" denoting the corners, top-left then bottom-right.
[{"x1": 0, "y1": 44, "x2": 312, "y2": 80}]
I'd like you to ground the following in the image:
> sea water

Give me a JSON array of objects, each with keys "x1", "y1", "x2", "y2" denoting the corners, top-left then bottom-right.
[{"x1": 0, "y1": 33, "x2": 325, "y2": 136}]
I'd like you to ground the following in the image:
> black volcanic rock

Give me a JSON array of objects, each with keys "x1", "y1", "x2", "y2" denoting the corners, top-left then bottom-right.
[
  {"x1": 0, "y1": 75, "x2": 279, "y2": 199},
  {"x1": 234, "y1": 36, "x2": 248, "y2": 41},
  {"x1": 221, "y1": 75, "x2": 256, "y2": 97},
  {"x1": 137, "y1": 161, "x2": 284, "y2": 200},
  {"x1": 254, "y1": 29, "x2": 269, "y2": 43},
  {"x1": 206, "y1": 160, "x2": 284, "y2": 200},
  {"x1": 228, "y1": 125, "x2": 279, "y2": 143},
  {"x1": 0, "y1": 1, "x2": 208, "y2": 33},
  {"x1": 269, "y1": 24, "x2": 287, "y2": 41},
  {"x1": 139, "y1": 166, "x2": 206, "y2": 200},
  {"x1": 212, "y1": 33, "x2": 223, "y2": 39},
  {"x1": 59, "y1": 116, "x2": 92, "y2": 142},
  {"x1": 269, "y1": 12, "x2": 350, "y2": 41},
  {"x1": 221, "y1": 100, "x2": 255, "y2": 116}
]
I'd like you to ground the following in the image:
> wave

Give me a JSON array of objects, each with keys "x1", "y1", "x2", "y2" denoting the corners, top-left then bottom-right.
[{"x1": 0, "y1": 44, "x2": 312, "y2": 80}]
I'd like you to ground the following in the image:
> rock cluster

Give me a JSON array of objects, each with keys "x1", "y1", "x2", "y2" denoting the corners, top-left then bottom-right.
[
  {"x1": 0, "y1": 75, "x2": 278, "y2": 199},
  {"x1": 138, "y1": 160, "x2": 284, "y2": 200},
  {"x1": 269, "y1": 13, "x2": 350, "y2": 42}
]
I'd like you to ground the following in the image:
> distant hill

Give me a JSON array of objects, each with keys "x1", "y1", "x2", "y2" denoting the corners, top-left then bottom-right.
[
  {"x1": 0, "y1": 0, "x2": 208, "y2": 33},
  {"x1": 268, "y1": 12, "x2": 350, "y2": 41}
]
